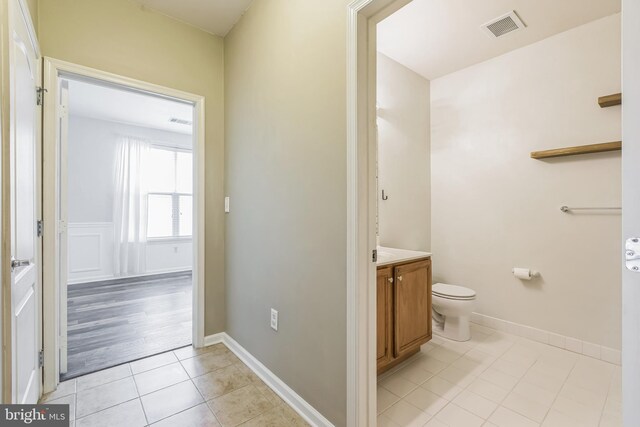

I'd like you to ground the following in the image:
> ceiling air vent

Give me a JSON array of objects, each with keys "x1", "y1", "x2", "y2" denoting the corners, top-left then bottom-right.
[
  {"x1": 169, "y1": 117, "x2": 192, "y2": 126},
  {"x1": 481, "y1": 11, "x2": 526, "y2": 38}
]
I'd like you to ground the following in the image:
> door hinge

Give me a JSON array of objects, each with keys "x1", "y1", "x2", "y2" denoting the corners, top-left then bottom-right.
[
  {"x1": 36, "y1": 87, "x2": 47, "y2": 106},
  {"x1": 57, "y1": 220, "x2": 67, "y2": 234},
  {"x1": 372, "y1": 249, "x2": 378, "y2": 263},
  {"x1": 37, "y1": 220, "x2": 43, "y2": 237},
  {"x1": 38, "y1": 350, "x2": 44, "y2": 368}
]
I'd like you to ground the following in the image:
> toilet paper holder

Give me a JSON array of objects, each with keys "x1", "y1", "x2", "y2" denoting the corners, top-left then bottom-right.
[{"x1": 512, "y1": 268, "x2": 540, "y2": 280}]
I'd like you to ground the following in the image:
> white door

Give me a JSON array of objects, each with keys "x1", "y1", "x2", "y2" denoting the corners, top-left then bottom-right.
[{"x1": 6, "y1": 0, "x2": 41, "y2": 404}]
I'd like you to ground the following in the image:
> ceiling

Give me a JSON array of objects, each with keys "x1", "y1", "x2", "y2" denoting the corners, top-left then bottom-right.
[
  {"x1": 377, "y1": 0, "x2": 620, "y2": 80},
  {"x1": 136, "y1": 0, "x2": 254, "y2": 36},
  {"x1": 67, "y1": 78, "x2": 193, "y2": 135}
]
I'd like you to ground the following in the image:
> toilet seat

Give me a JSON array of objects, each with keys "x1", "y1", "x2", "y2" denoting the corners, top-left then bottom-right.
[{"x1": 433, "y1": 283, "x2": 476, "y2": 300}]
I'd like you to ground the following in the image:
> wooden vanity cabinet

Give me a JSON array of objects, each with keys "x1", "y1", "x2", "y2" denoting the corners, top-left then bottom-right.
[
  {"x1": 376, "y1": 267, "x2": 393, "y2": 367},
  {"x1": 377, "y1": 258, "x2": 432, "y2": 374}
]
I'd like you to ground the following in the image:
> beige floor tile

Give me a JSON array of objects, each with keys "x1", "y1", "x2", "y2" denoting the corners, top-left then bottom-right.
[
  {"x1": 181, "y1": 351, "x2": 237, "y2": 378},
  {"x1": 40, "y1": 379, "x2": 76, "y2": 402},
  {"x1": 76, "y1": 398, "x2": 146, "y2": 427},
  {"x1": 396, "y1": 362, "x2": 434, "y2": 385},
  {"x1": 438, "y1": 366, "x2": 477, "y2": 388},
  {"x1": 423, "y1": 418, "x2": 448, "y2": 427},
  {"x1": 381, "y1": 400, "x2": 432, "y2": 427},
  {"x1": 557, "y1": 381, "x2": 607, "y2": 409},
  {"x1": 276, "y1": 401, "x2": 310, "y2": 427},
  {"x1": 429, "y1": 346, "x2": 462, "y2": 364},
  {"x1": 421, "y1": 376, "x2": 463, "y2": 400},
  {"x1": 134, "y1": 362, "x2": 189, "y2": 395},
  {"x1": 151, "y1": 403, "x2": 221, "y2": 427},
  {"x1": 141, "y1": 380, "x2": 204, "y2": 424},
  {"x1": 453, "y1": 390, "x2": 498, "y2": 419},
  {"x1": 511, "y1": 381, "x2": 557, "y2": 407},
  {"x1": 403, "y1": 387, "x2": 448, "y2": 415},
  {"x1": 478, "y1": 367, "x2": 519, "y2": 391},
  {"x1": 76, "y1": 364, "x2": 132, "y2": 392},
  {"x1": 76, "y1": 377, "x2": 138, "y2": 418},
  {"x1": 380, "y1": 374, "x2": 420, "y2": 397},
  {"x1": 47, "y1": 394, "x2": 76, "y2": 421},
  {"x1": 521, "y1": 369, "x2": 565, "y2": 394},
  {"x1": 254, "y1": 381, "x2": 280, "y2": 405},
  {"x1": 466, "y1": 378, "x2": 510, "y2": 403},
  {"x1": 377, "y1": 413, "x2": 401, "y2": 427},
  {"x1": 173, "y1": 343, "x2": 228, "y2": 361},
  {"x1": 239, "y1": 406, "x2": 290, "y2": 427},
  {"x1": 208, "y1": 384, "x2": 274, "y2": 427},
  {"x1": 488, "y1": 406, "x2": 539, "y2": 427},
  {"x1": 434, "y1": 402, "x2": 484, "y2": 427},
  {"x1": 550, "y1": 396, "x2": 601, "y2": 427},
  {"x1": 491, "y1": 357, "x2": 532, "y2": 379},
  {"x1": 233, "y1": 362, "x2": 262, "y2": 384},
  {"x1": 377, "y1": 386, "x2": 401, "y2": 414},
  {"x1": 412, "y1": 356, "x2": 448, "y2": 375},
  {"x1": 451, "y1": 356, "x2": 488, "y2": 376},
  {"x1": 502, "y1": 392, "x2": 550, "y2": 423},
  {"x1": 193, "y1": 364, "x2": 251, "y2": 400},
  {"x1": 541, "y1": 409, "x2": 585, "y2": 427},
  {"x1": 130, "y1": 351, "x2": 178, "y2": 374}
]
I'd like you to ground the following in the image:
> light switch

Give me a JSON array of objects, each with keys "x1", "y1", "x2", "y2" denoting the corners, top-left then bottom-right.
[{"x1": 225, "y1": 196, "x2": 230, "y2": 213}]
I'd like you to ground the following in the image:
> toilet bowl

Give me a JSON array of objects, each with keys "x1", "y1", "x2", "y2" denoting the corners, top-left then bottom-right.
[{"x1": 432, "y1": 283, "x2": 476, "y2": 342}]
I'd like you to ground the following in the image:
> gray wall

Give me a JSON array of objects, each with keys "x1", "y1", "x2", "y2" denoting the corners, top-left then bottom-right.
[{"x1": 224, "y1": 0, "x2": 349, "y2": 424}]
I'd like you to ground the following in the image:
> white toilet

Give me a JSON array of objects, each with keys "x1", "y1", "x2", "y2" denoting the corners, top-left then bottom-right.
[{"x1": 432, "y1": 283, "x2": 476, "y2": 342}]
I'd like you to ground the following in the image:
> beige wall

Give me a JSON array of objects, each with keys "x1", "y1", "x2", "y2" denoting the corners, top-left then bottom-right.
[
  {"x1": 377, "y1": 53, "x2": 430, "y2": 251},
  {"x1": 36, "y1": 0, "x2": 226, "y2": 334},
  {"x1": 431, "y1": 14, "x2": 622, "y2": 349},
  {"x1": 224, "y1": 0, "x2": 349, "y2": 424}
]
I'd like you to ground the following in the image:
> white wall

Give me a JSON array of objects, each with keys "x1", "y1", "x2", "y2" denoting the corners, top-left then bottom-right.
[
  {"x1": 67, "y1": 115, "x2": 193, "y2": 283},
  {"x1": 377, "y1": 53, "x2": 431, "y2": 251},
  {"x1": 431, "y1": 14, "x2": 622, "y2": 349}
]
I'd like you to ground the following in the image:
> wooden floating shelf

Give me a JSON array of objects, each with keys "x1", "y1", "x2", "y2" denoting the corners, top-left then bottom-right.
[
  {"x1": 598, "y1": 93, "x2": 621, "y2": 108},
  {"x1": 531, "y1": 141, "x2": 621, "y2": 159}
]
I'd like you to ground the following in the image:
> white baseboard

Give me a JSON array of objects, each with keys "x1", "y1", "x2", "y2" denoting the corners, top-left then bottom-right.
[
  {"x1": 202, "y1": 332, "x2": 225, "y2": 347},
  {"x1": 471, "y1": 312, "x2": 621, "y2": 365},
  {"x1": 203, "y1": 333, "x2": 334, "y2": 427}
]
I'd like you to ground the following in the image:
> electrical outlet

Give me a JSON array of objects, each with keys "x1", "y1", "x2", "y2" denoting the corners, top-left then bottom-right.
[{"x1": 270, "y1": 308, "x2": 278, "y2": 331}]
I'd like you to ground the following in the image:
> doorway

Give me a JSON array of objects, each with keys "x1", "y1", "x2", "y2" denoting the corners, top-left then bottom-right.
[
  {"x1": 346, "y1": 0, "x2": 635, "y2": 426},
  {"x1": 42, "y1": 59, "x2": 206, "y2": 392}
]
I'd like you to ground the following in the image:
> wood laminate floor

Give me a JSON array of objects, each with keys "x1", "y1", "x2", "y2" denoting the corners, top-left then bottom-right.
[{"x1": 64, "y1": 271, "x2": 192, "y2": 380}]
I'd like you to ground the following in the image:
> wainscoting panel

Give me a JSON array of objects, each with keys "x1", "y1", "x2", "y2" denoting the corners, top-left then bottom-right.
[{"x1": 68, "y1": 222, "x2": 115, "y2": 284}]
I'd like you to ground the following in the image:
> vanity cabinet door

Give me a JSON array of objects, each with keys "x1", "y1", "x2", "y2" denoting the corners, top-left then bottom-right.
[
  {"x1": 394, "y1": 259, "x2": 432, "y2": 357},
  {"x1": 377, "y1": 266, "x2": 394, "y2": 368}
]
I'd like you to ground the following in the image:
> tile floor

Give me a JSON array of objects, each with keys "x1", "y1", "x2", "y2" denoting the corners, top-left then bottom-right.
[
  {"x1": 377, "y1": 323, "x2": 622, "y2": 427},
  {"x1": 40, "y1": 343, "x2": 309, "y2": 427}
]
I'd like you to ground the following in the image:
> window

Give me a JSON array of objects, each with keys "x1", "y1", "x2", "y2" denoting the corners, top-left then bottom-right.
[{"x1": 146, "y1": 146, "x2": 193, "y2": 239}]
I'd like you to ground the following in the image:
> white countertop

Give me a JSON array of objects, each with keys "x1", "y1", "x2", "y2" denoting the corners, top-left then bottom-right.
[{"x1": 376, "y1": 246, "x2": 431, "y2": 267}]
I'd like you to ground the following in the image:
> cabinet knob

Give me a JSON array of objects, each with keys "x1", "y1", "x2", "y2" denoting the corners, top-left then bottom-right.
[
  {"x1": 388, "y1": 277, "x2": 393, "y2": 283},
  {"x1": 398, "y1": 276, "x2": 403, "y2": 282}
]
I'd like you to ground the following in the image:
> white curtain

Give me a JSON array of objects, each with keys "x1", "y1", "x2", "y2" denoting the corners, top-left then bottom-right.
[{"x1": 113, "y1": 136, "x2": 149, "y2": 276}]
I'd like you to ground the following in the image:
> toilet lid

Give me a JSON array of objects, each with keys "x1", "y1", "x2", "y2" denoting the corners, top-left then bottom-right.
[{"x1": 433, "y1": 283, "x2": 476, "y2": 300}]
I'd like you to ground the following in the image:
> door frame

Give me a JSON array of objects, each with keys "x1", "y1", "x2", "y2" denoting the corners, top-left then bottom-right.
[
  {"x1": 41, "y1": 58, "x2": 206, "y2": 393},
  {"x1": 345, "y1": 0, "x2": 411, "y2": 424},
  {"x1": 0, "y1": 0, "x2": 42, "y2": 404}
]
